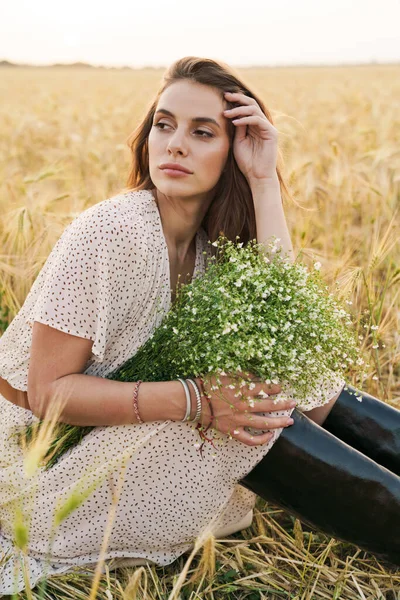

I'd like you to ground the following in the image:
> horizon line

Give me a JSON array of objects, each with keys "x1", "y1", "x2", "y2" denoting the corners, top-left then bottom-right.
[{"x1": 1, "y1": 58, "x2": 400, "y2": 70}]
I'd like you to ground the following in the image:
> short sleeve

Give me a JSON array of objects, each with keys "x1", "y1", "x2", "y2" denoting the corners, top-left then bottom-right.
[{"x1": 26, "y1": 201, "x2": 149, "y2": 362}]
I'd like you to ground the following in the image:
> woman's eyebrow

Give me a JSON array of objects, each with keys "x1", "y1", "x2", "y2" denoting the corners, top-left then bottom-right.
[{"x1": 154, "y1": 108, "x2": 221, "y2": 129}]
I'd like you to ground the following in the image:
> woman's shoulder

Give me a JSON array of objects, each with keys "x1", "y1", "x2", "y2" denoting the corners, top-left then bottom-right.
[
  {"x1": 57, "y1": 189, "x2": 156, "y2": 259},
  {"x1": 70, "y1": 189, "x2": 153, "y2": 234}
]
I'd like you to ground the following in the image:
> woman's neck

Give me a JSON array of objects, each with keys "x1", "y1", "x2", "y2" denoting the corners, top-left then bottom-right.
[{"x1": 151, "y1": 188, "x2": 209, "y2": 259}]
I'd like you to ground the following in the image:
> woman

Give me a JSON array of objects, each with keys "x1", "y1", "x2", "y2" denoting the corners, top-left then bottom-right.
[{"x1": 0, "y1": 56, "x2": 398, "y2": 595}]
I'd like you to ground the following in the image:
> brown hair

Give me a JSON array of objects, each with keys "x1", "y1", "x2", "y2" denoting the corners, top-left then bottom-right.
[{"x1": 122, "y1": 56, "x2": 294, "y2": 245}]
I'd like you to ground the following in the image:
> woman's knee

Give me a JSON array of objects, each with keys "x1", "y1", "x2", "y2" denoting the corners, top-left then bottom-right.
[{"x1": 302, "y1": 390, "x2": 341, "y2": 426}]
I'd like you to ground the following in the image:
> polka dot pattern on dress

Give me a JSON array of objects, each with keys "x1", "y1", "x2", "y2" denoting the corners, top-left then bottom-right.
[{"x1": 0, "y1": 189, "x2": 346, "y2": 596}]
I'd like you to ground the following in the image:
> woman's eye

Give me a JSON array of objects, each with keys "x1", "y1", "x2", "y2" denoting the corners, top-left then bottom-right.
[
  {"x1": 153, "y1": 122, "x2": 213, "y2": 138},
  {"x1": 195, "y1": 130, "x2": 214, "y2": 138}
]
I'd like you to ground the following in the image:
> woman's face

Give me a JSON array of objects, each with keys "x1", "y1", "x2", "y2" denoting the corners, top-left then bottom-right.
[{"x1": 148, "y1": 80, "x2": 231, "y2": 198}]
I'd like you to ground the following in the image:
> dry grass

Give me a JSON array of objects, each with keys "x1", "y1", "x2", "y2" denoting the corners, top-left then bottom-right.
[
  {"x1": 5, "y1": 503, "x2": 400, "y2": 600},
  {"x1": 0, "y1": 64, "x2": 399, "y2": 598}
]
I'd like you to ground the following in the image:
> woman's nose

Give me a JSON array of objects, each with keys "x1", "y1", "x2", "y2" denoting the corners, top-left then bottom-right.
[{"x1": 167, "y1": 130, "x2": 188, "y2": 154}]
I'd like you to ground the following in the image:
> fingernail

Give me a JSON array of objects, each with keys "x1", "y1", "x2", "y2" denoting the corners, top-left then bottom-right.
[
  {"x1": 289, "y1": 401, "x2": 297, "y2": 408},
  {"x1": 286, "y1": 418, "x2": 294, "y2": 425}
]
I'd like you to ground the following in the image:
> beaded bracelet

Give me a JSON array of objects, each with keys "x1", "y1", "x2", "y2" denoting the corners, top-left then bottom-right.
[{"x1": 132, "y1": 380, "x2": 144, "y2": 424}]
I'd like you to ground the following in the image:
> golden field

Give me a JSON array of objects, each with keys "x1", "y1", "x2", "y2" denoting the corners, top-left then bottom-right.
[{"x1": 0, "y1": 64, "x2": 399, "y2": 599}]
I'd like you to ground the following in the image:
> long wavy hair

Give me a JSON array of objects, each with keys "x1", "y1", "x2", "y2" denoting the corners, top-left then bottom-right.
[{"x1": 122, "y1": 56, "x2": 294, "y2": 245}]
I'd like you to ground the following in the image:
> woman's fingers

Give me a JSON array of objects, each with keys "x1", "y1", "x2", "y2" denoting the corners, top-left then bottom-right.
[
  {"x1": 254, "y1": 384, "x2": 282, "y2": 396},
  {"x1": 234, "y1": 371, "x2": 281, "y2": 390},
  {"x1": 236, "y1": 395, "x2": 295, "y2": 413},
  {"x1": 230, "y1": 427, "x2": 274, "y2": 447},
  {"x1": 237, "y1": 413, "x2": 294, "y2": 430},
  {"x1": 236, "y1": 383, "x2": 282, "y2": 398}
]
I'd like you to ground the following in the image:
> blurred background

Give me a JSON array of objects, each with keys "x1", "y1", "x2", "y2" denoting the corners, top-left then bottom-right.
[{"x1": 1, "y1": 0, "x2": 400, "y2": 68}]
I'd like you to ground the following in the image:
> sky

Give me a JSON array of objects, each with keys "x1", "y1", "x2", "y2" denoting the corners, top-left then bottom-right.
[{"x1": 1, "y1": 0, "x2": 399, "y2": 68}]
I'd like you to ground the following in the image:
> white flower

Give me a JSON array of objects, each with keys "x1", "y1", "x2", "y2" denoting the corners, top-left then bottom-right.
[
  {"x1": 314, "y1": 262, "x2": 322, "y2": 270},
  {"x1": 172, "y1": 327, "x2": 179, "y2": 334},
  {"x1": 371, "y1": 325, "x2": 379, "y2": 330}
]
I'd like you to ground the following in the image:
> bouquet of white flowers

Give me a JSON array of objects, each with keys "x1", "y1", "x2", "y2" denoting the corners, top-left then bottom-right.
[{"x1": 17, "y1": 234, "x2": 366, "y2": 469}]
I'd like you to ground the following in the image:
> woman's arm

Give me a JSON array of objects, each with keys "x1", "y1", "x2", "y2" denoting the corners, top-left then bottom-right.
[
  {"x1": 250, "y1": 176, "x2": 295, "y2": 262},
  {"x1": 32, "y1": 372, "x2": 186, "y2": 426},
  {"x1": 27, "y1": 322, "x2": 187, "y2": 426},
  {"x1": 0, "y1": 377, "x2": 31, "y2": 409}
]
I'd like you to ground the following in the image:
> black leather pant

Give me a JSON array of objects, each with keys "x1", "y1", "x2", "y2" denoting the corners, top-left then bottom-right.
[{"x1": 238, "y1": 385, "x2": 400, "y2": 566}]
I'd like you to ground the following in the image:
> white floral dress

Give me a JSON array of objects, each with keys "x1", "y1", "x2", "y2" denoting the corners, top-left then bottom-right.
[{"x1": 0, "y1": 189, "x2": 345, "y2": 596}]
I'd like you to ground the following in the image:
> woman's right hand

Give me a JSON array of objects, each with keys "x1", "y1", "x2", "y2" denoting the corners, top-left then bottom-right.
[{"x1": 195, "y1": 372, "x2": 296, "y2": 446}]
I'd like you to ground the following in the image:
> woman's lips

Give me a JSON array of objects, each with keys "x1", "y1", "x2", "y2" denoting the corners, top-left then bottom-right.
[{"x1": 161, "y1": 168, "x2": 191, "y2": 177}]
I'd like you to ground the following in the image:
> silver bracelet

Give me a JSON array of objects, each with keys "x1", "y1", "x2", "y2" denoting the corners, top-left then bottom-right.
[
  {"x1": 186, "y1": 378, "x2": 202, "y2": 423},
  {"x1": 177, "y1": 378, "x2": 191, "y2": 422}
]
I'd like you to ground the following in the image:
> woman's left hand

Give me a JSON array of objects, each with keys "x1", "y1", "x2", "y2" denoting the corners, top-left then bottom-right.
[{"x1": 223, "y1": 91, "x2": 279, "y2": 185}]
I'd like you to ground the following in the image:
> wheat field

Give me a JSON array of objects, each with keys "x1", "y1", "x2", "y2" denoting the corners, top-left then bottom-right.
[{"x1": 0, "y1": 64, "x2": 399, "y2": 599}]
